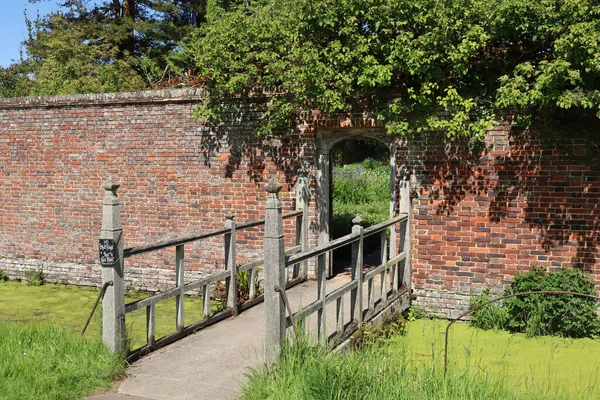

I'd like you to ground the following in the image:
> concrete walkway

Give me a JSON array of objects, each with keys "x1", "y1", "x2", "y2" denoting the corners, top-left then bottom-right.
[{"x1": 90, "y1": 275, "x2": 352, "y2": 400}]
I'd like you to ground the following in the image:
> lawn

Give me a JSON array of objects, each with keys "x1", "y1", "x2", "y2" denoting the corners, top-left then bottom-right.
[
  {"x1": 240, "y1": 318, "x2": 600, "y2": 400},
  {"x1": 0, "y1": 280, "x2": 216, "y2": 350}
]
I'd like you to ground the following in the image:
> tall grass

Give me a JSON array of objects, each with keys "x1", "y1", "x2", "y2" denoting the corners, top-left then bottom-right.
[
  {"x1": 240, "y1": 336, "x2": 525, "y2": 400},
  {"x1": 241, "y1": 319, "x2": 600, "y2": 399},
  {"x1": 0, "y1": 322, "x2": 124, "y2": 400}
]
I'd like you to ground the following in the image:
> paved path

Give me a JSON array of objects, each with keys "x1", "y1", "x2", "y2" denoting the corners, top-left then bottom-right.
[{"x1": 90, "y1": 274, "x2": 352, "y2": 400}]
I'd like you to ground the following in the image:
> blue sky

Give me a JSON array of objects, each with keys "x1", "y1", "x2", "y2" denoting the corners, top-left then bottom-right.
[{"x1": 0, "y1": 1, "x2": 61, "y2": 67}]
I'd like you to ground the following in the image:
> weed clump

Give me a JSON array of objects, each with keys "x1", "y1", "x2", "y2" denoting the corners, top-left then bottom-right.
[
  {"x1": 0, "y1": 270, "x2": 8, "y2": 282},
  {"x1": 351, "y1": 311, "x2": 407, "y2": 350},
  {"x1": 24, "y1": 268, "x2": 45, "y2": 286}
]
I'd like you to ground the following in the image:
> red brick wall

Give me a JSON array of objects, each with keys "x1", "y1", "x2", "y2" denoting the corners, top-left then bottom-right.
[
  {"x1": 400, "y1": 121, "x2": 600, "y2": 316},
  {"x1": 1, "y1": 90, "x2": 599, "y2": 315},
  {"x1": 0, "y1": 90, "x2": 316, "y2": 290}
]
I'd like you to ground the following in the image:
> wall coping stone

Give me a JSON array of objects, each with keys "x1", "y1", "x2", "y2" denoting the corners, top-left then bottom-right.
[{"x1": 0, "y1": 88, "x2": 209, "y2": 109}]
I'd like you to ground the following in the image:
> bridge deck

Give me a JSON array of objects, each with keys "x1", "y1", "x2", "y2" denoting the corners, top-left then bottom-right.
[{"x1": 111, "y1": 274, "x2": 353, "y2": 400}]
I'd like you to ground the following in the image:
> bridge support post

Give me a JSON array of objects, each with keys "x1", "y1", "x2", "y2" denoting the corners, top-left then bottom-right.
[
  {"x1": 399, "y1": 175, "x2": 412, "y2": 292},
  {"x1": 100, "y1": 178, "x2": 126, "y2": 354},
  {"x1": 263, "y1": 180, "x2": 286, "y2": 364}
]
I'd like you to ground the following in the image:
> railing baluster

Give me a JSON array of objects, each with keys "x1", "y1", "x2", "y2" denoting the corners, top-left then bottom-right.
[
  {"x1": 296, "y1": 172, "x2": 310, "y2": 280},
  {"x1": 391, "y1": 221, "x2": 399, "y2": 292},
  {"x1": 203, "y1": 284, "x2": 211, "y2": 320},
  {"x1": 380, "y1": 230, "x2": 388, "y2": 301},
  {"x1": 147, "y1": 304, "x2": 155, "y2": 347},
  {"x1": 249, "y1": 267, "x2": 256, "y2": 301},
  {"x1": 317, "y1": 252, "x2": 327, "y2": 346},
  {"x1": 336, "y1": 296, "x2": 344, "y2": 335},
  {"x1": 175, "y1": 245, "x2": 185, "y2": 332},
  {"x1": 350, "y1": 217, "x2": 364, "y2": 327},
  {"x1": 224, "y1": 212, "x2": 238, "y2": 316},
  {"x1": 292, "y1": 213, "x2": 302, "y2": 280},
  {"x1": 368, "y1": 278, "x2": 375, "y2": 311}
]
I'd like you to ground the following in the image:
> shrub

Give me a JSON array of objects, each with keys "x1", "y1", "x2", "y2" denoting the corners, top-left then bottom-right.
[
  {"x1": 469, "y1": 288, "x2": 509, "y2": 331},
  {"x1": 24, "y1": 268, "x2": 45, "y2": 286},
  {"x1": 505, "y1": 267, "x2": 600, "y2": 338},
  {"x1": 471, "y1": 267, "x2": 600, "y2": 338},
  {"x1": 0, "y1": 270, "x2": 7, "y2": 282}
]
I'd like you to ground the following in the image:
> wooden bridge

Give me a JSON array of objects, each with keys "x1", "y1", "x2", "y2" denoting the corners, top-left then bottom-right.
[{"x1": 96, "y1": 177, "x2": 413, "y2": 399}]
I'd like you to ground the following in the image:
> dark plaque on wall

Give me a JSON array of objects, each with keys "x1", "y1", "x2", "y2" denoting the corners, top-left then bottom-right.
[{"x1": 99, "y1": 239, "x2": 118, "y2": 266}]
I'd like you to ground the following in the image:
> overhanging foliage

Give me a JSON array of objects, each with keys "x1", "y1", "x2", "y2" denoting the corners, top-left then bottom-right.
[{"x1": 185, "y1": 0, "x2": 600, "y2": 139}]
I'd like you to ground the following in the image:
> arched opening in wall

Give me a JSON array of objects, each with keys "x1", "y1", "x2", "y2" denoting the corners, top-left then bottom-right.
[{"x1": 330, "y1": 138, "x2": 391, "y2": 276}]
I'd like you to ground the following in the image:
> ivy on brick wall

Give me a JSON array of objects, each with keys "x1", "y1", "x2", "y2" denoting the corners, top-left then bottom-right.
[{"x1": 185, "y1": 0, "x2": 600, "y2": 141}]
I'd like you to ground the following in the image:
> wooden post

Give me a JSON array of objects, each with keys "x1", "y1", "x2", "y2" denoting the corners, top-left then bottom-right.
[
  {"x1": 100, "y1": 178, "x2": 125, "y2": 354},
  {"x1": 389, "y1": 144, "x2": 398, "y2": 292},
  {"x1": 350, "y1": 216, "x2": 364, "y2": 327},
  {"x1": 317, "y1": 252, "x2": 327, "y2": 346},
  {"x1": 399, "y1": 175, "x2": 412, "y2": 292},
  {"x1": 175, "y1": 245, "x2": 185, "y2": 331},
  {"x1": 296, "y1": 172, "x2": 309, "y2": 280},
  {"x1": 263, "y1": 180, "x2": 286, "y2": 364},
  {"x1": 224, "y1": 212, "x2": 238, "y2": 315}
]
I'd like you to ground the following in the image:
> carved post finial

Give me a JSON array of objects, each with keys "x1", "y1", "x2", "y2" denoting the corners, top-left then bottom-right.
[
  {"x1": 103, "y1": 177, "x2": 120, "y2": 197},
  {"x1": 225, "y1": 211, "x2": 235, "y2": 220},
  {"x1": 265, "y1": 179, "x2": 282, "y2": 195},
  {"x1": 352, "y1": 216, "x2": 363, "y2": 226}
]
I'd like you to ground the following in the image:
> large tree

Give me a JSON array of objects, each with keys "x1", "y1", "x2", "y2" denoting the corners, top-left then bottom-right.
[
  {"x1": 1, "y1": 0, "x2": 215, "y2": 96},
  {"x1": 184, "y1": 0, "x2": 600, "y2": 140}
]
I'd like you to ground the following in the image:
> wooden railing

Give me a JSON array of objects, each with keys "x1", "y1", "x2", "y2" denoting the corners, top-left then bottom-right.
[
  {"x1": 262, "y1": 177, "x2": 412, "y2": 363},
  {"x1": 98, "y1": 177, "x2": 309, "y2": 355}
]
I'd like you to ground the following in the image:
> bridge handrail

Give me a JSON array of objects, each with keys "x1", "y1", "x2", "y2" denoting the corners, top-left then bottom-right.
[
  {"x1": 124, "y1": 211, "x2": 303, "y2": 258},
  {"x1": 262, "y1": 177, "x2": 413, "y2": 362},
  {"x1": 98, "y1": 177, "x2": 310, "y2": 357},
  {"x1": 286, "y1": 214, "x2": 408, "y2": 266}
]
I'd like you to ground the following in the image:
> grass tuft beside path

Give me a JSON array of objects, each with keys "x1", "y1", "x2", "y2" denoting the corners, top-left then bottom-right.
[{"x1": 0, "y1": 322, "x2": 124, "y2": 400}]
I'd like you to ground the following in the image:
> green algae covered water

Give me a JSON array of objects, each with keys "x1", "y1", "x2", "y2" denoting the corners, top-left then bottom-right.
[
  {"x1": 0, "y1": 280, "x2": 209, "y2": 349},
  {"x1": 401, "y1": 319, "x2": 600, "y2": 399}
]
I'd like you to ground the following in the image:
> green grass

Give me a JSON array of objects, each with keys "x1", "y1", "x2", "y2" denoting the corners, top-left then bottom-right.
[
  {"x1": 0, "y1": 280, "x2": 218, "y2": 349},
  {"x1": 0, "y1": 322, "x2": 124, "y2": 400},
  {"x1": 240, "y1": 319, "x2": 600, "y2": 399}
]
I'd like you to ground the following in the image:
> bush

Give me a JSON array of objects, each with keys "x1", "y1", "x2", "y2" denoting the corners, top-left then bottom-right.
[
  {"x1": 505, "y1": 267, "x2": 600, "y2": 338},
  {"x1": 0, "y1": 270, "x2": 7, "y2": 282},
  {"x1": 470, "y1": 267, "x2": 600, "y2": 338},
  {"x1": 470, "y1": 288, "x2": 509, "y2": 331}
]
